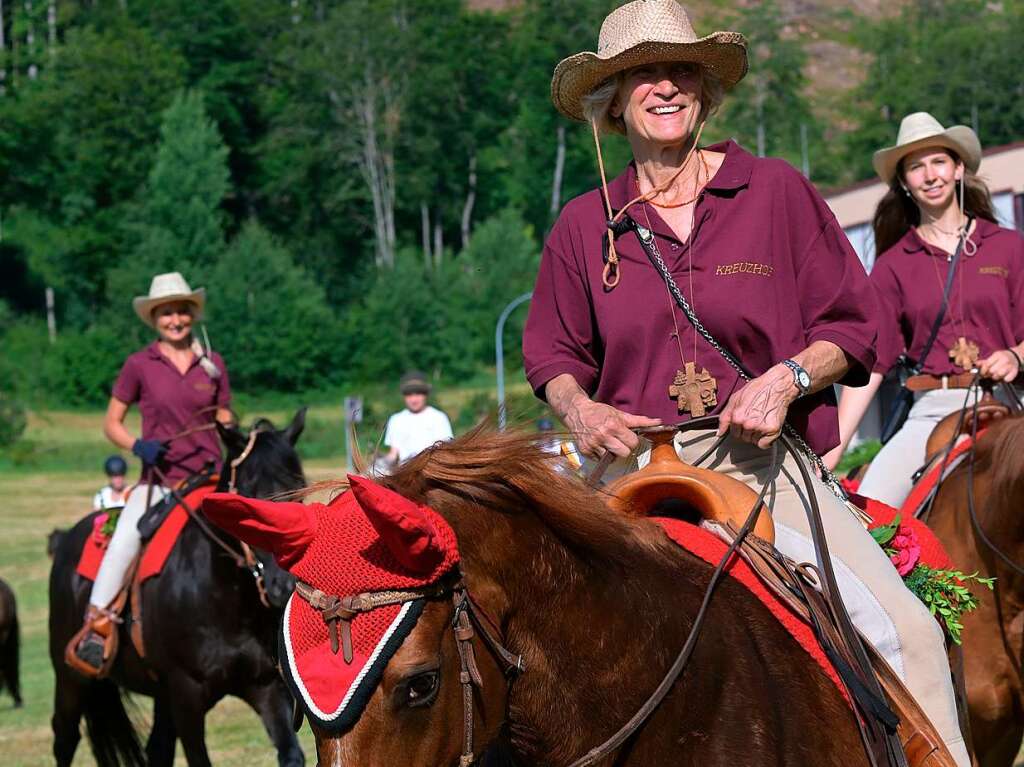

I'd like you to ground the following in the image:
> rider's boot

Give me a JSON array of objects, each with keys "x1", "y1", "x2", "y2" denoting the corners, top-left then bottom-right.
[{"x1": 65, "y1": 604, "x2": 121, "y2": 679}]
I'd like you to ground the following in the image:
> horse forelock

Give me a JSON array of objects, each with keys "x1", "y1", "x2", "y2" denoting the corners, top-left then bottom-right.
[{"x1": 382, "y1": 426, "x2": 675, "y2": 572}]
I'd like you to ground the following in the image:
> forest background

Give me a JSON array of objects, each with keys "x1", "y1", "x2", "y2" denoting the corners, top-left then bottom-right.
[{"x1": 1, "y1": 0, "x2": 1023, "y2": 460}]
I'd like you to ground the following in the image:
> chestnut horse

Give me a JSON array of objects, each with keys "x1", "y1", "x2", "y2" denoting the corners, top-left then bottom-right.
[
  {"x1": 305, "y1": 430, "x2": 866, "y2": 766},
  {"x1": 925, "y1": 413, "x2": 1024, "y2": 767}
]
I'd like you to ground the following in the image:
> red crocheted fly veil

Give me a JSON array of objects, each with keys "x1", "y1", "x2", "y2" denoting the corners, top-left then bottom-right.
[{"x1": 203, "y1": 475, "x2": 460, "y2": 731}]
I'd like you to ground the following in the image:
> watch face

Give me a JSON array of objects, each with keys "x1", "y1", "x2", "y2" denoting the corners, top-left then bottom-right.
[{"x1": 797, "y1": 370, "x2": 811, "y2": 389}]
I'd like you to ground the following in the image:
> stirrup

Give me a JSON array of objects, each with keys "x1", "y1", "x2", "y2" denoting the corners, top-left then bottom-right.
[{"x1": 65, "y1": 605, "x2": 122, "y2": 679}]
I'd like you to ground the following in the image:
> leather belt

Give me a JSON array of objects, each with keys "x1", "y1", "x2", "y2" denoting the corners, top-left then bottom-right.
[{"x1": 905, "y1": 373, "x2": 976, "y2": 391}]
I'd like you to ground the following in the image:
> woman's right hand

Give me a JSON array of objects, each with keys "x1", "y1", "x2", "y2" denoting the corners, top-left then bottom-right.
[
  {"x1": 545, "y1": 373, "x2": 661, "y2": 459},
  {"x1": 564, "y1": 396, "x2": 661, "y2": 459}
]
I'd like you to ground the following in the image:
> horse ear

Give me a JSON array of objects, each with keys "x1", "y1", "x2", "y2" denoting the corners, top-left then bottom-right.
[
  {"x1": 217, "y1": 421, "x2": 248, "y2": 453},
  {"x1": 283, "y1": 407, "x2": 307, "y2": 447},
  {"x1": 347, "y1": 475, "x2": 445, "y2": 573},
  {"x1": 202, "y1": 493, "x2": 318, "y2": 569}
]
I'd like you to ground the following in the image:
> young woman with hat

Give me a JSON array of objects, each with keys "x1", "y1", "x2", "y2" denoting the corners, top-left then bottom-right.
[
  {"x1": 523, "y1": 2, "x2": 968, "y2": 762},
  {"x1": 71, "y1": 272, "x2": 233, "y2": 675},
  {"x1": 825, "y1": 112, "x2": 1024, "y2": 509}
]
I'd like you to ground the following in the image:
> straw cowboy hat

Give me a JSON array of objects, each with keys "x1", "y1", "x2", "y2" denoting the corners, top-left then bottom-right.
[
  {"x1": 132, "y1": 272, "x2": 206, "y2": 328},
  {"x1": 550, "y1": 0, "x2": 748, "y2": 123},
  {"x1": 872, "y1": 112, "x2": 982, "y2": 184}
]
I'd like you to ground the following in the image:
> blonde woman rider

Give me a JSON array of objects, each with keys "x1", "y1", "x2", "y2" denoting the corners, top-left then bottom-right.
[
  {"x1": 825, "y1": 113, "x2": 1024, "y2": 509},
  {"x1": 70, "y1": 272, "x2": 233, "y2": 676}
]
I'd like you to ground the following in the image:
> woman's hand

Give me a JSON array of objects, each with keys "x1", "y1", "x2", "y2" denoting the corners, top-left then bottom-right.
[
  {"x1": 717, "y1": 365, "x2": 799, "y2": 449},
  {"x1": 978, "y1": 349, "x2": 1022, "y2": 383},
  {"x1": 564, "y1": 397, "x2": 662, "y2": 459},
  {"x1": 544, "y1": 374, "x2": 660, "y2": 459}
]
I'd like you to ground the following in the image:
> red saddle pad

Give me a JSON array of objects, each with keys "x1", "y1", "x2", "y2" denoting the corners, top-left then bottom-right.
[
  {"x1": 77, "y1": 484, "x2": 218, "y2": 583},
  {"x1": 651, "y1": 516, "x2": 846, "y2": 699}
]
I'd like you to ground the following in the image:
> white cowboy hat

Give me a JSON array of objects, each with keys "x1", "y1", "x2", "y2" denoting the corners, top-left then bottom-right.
[
  {"x1": 132, "y1": 272, "x2": 206, "y2": 328},
  {"x1": 872, "y1": 112, "x2": 982, "y2": 184},
  {"x1": 550, "y1": 0, "x2": 747, "y2": 124}
]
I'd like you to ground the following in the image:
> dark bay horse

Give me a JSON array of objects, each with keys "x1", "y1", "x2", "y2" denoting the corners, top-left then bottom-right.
[
  {"x1": 297, "y1": 430, "x2": 866, "y2": 766},
  {"x1": 48, "y1": 409, "x2": 308, "y2": 767},
  {"x1": 925, "y1": 413, "x2": 1024, "y2": 766},
  {"x1": 0, "y1": 575, "x2": 21, "y2": 707}
]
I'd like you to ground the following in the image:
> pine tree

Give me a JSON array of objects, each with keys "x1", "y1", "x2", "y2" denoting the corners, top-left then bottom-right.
[{"x1": 131, "y1": 88, "x2": 229, "y2": 277}]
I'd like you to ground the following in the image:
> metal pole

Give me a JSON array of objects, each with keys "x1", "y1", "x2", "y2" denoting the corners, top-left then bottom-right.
[
  {"x1": 495, "y1": 291, "x2": 532, "y2": 431},
  {"x1": 343, "y1": 411, "x2": 353, "y2": 472}
]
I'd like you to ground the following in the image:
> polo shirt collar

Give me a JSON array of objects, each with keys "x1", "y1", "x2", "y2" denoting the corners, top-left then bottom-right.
[
  {"x1": 606, "y1": 139, "x2": 752, "y2": 213},
  {"x1": 146, "y1": 339, "x2": 200, "y2": 374},
  {"x1": 901, "y1": 216, "x2": 1000, "y2": 254}
]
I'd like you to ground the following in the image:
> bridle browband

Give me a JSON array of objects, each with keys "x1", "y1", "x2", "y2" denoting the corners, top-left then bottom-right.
[{"x1": 295, "y1": 573, "x2": 524, "y2": 767}]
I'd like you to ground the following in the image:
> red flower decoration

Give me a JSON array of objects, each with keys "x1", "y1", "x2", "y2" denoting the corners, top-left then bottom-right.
[{"x1": 889, "y1": 529, "x2": 922, "y2": 576}]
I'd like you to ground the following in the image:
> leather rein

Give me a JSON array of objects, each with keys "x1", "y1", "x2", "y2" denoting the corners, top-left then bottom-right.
[
  {"x1": 295, "y1": 417, "x2": 900, "y2": 767},
  {"x1": 150, "y1": 424, "x2": 273, "y2": 607},
  {"x1": 294, "y1": 575, "x2": 524, "y2": 767}
]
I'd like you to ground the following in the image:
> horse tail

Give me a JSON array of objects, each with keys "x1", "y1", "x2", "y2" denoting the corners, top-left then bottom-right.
[{"x1": 82, "y1": 679, "x2": 145, "y2": 767}]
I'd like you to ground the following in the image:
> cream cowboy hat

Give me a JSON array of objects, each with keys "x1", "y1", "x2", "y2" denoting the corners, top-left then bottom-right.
[
  {"x1": 550, "y1": 0, "x2": 748, "y2": 124},
  {"x1": 872, "y1": 112, "x2": 982, "y2": 184},
  {"x1": 132, "y1": 272, "x2": 206, "y2": 328}
]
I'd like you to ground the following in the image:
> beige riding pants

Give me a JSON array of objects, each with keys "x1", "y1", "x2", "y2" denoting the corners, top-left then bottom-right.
[
  {"x1": 859, "y1": 389, "x2": 971, "y2": 508},
  {"x1": 593, "y1": 430, "x2": 969, "y2": 766},
  {"x1": 89, "y1": 484, "x2": 168, "y2": 609}
]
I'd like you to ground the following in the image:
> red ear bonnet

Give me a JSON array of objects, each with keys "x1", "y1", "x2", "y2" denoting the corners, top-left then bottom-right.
[
  {"x1": 202, "y1": 493, "x2": 317, "y2": 569},
  {"x1": 347, "y1": 474, "x2": 445, "y2": 573},
  {"x1": 205, "y1": 478, "x2": 459, "y2": 733}
]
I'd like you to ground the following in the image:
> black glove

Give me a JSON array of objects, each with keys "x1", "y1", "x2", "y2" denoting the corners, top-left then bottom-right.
[{"x1": 132, "y1": 438, "x2": 167, "y2": 466}]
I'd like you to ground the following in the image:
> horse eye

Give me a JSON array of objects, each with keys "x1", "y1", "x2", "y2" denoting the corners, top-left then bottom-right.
[{"x1": 405, "y1": 671, "x2": 440, "y2": 708}]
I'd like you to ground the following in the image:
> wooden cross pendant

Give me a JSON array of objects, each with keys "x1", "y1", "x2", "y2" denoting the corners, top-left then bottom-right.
[
  {"x1": 669, "y1": 362, "x2": 718, "y2": 417},
  {"x1": 948, "y1": 337, "x2": 980, "y2": 371}
]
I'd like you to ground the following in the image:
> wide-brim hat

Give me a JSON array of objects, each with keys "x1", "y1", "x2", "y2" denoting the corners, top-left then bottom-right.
[
  {"x1": 132, "y1": 272, "x2": 206, "y2": 328},
  {"x1": 203, "y1": 476, "x2": 460, "y2": 732},
  {"x1": 551, "y1": 0, "x2": 748, "y2": 123},
  {"x1": 872, "y1": 112, "x2": 982, "y2": 184}
]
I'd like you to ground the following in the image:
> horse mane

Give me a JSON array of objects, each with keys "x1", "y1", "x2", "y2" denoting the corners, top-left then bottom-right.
[{"x1": 315, "y1": 425, "x2": 676, "y2": 570}]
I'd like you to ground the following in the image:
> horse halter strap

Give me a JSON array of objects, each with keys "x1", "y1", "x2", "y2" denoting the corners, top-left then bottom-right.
[
  {"x1": 228, "y1": 428, "x2": 261, "y2": 494},
  {"x1": 294, "y1": 576, "x2": 524, "y2": 767}
]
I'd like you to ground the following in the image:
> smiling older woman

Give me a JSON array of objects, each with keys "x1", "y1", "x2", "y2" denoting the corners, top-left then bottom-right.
[{"x1": 523, "y1": 1, "x2": 969, "y2": 763}]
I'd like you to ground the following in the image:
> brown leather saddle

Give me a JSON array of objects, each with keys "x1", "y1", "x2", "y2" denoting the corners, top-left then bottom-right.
[
  {"x1": 925, "y1": 392, "x2": 1009, "y2": 460},
  {"x1": 603, "y1": 426, "x2": 956, "y2": 767},
  {"x1": 605, "y1": 427, "x2": 775, "y2": 543}
]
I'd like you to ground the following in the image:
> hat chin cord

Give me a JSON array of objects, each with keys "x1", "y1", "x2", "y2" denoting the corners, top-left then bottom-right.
[{"x1": 592, "y1": 115, "x2": 707, "y2": 289}]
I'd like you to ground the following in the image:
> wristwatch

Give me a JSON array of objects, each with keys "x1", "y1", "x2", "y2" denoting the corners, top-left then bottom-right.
[{"x1": 781, "y1": 359, "x2": 811, "y2": 397}]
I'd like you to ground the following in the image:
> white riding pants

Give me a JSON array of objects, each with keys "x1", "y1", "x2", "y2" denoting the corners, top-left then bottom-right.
[
  {"x1": 859, "y1": 389, "x2": 972, "y2": 508},
  {"x1": 89, "y1": 484, "x2": 168, "y2": 609}
]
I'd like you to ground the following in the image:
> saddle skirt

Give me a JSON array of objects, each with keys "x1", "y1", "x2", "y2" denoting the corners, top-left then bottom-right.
[{"x1": 76, "y1": 483, "x2": 218, "y2": 584}]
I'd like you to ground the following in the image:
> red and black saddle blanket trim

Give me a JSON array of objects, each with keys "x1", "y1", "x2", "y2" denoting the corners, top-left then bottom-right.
[{"x1": 77, "y1": 483, "x2": 218, "y2": 583}]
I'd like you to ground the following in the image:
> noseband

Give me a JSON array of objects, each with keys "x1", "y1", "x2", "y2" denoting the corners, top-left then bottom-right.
[{"x1": 295, "y1": 575, "x2": 524, "y2": 767}]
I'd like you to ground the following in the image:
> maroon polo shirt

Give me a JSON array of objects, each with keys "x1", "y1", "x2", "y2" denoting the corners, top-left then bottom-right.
[
  {"x1": 112, "y1": 341, "x2": 232, "y2": 485},
  {"x1": 523, "y1": 140, "x2": 877, "y2": 455},
  {"x1": 872, "y1": 219, "x2": 1024, "y2": 376}
]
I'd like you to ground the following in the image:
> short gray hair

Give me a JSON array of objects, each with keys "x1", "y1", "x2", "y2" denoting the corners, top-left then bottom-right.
[{"x1": 581, "y1": 64, "x2": 725, "y2": 136}]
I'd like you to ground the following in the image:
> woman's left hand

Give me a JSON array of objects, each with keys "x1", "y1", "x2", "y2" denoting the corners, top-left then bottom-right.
[
  {"x1": 978, "y1": 349, "x2": 1021, "y2": 382},
  {"x1": 717, "y1": 365, "x2": 799, "y2": 449}
]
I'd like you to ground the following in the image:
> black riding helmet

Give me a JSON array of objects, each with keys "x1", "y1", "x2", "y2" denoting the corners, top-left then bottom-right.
[{"x1": 103, "y1": 455, "x2": 128, "y2": 477}]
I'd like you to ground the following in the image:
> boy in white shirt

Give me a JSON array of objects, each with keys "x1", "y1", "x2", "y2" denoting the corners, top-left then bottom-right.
[{"x1": 384, "y1": 371, "x2": 453, "y2": 465}]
